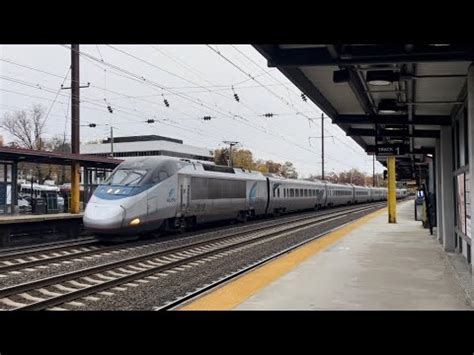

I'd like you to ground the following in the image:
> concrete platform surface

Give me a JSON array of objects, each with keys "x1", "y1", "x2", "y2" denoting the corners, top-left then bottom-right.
[
  {"x1": 236, "y1": 200, "x2": 472, "y2": 310},
  {"x1": 0, "y1": 213, "x2": 83, "y2": 224}
]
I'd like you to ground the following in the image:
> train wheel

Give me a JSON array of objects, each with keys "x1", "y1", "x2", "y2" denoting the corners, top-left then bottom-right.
[{"x1": 237, "y1": 211, "x2": 248, "y2": 223}]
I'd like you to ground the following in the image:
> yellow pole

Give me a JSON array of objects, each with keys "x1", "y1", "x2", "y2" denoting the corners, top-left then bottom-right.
[
  {"x1": 71, "y1": 162, "x2": 80, "y2": 214},
  {"x1": 388, "y1": 156, "x2": 396, "y2": 223}
]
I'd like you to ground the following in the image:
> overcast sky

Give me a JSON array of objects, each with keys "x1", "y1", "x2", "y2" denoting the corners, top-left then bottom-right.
[{"x1": 0, "y1": 45, "x2": 384, "y2": 178}]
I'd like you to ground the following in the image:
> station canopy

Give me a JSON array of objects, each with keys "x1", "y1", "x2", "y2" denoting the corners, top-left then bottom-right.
[
  {"x1": 254, "y1": 44, "x2": 473, "y2": 181},
  {"x1": 0, "y1": 146, "x2": 123, "y2": 169}
]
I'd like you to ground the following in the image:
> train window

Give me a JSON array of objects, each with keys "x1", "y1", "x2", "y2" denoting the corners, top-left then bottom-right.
[
  {"x1": 277, "y1": 189, "x2": 280, "y2": 198},
  {"x1": 295, "y1": 189, "x2": 299, "y2": 197},
  {"x1": 300, "y1": 188, "x2": 303, "y2": 197},
  {"x1": 191, "y1": 177, "x2": 208, "y2": 199},
  {"x1": 304, "y1": 189, "x2": 308, "y2": 197},
  {"x1": 290, "y1": 188, "x2": 294, "y2": 197},
  {"x1": 284, "y1": 189, "x2": 286, "y2": 198},
  {"x1": 191, "y1": 177, "x2": 246, "y2": 200},
  {"x1": 107, "y1": 169, "x2": 147, "y2": 186},
  {"x1": 273, "y1": 188, "x2": 275, "y2": 198}
]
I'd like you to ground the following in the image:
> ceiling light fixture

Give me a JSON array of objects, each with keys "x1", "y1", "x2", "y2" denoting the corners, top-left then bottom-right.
[
  {"x1": 366, "y1": 70, "x2": 399, "y2": 86},
  {"x1": 377, "y1": 99, "x2": 405, "y2": 114}
]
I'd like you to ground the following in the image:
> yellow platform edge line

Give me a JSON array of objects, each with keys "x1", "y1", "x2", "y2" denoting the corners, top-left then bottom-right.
[{"x1": 178, "y1": 206, "x2": 387, "y2": 311}]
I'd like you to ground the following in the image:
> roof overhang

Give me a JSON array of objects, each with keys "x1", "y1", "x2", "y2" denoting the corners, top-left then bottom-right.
[
  {"x1": 254, "y1": 44, "x2": 472, "y2": 181},
  {"x1": 0, "y1": 147, "x2": 123, "y2": 169}
]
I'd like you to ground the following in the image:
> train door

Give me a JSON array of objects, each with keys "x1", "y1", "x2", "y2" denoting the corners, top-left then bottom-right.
[{"x1": 179, "y1": 175, "x2": 191, "y2": 214}]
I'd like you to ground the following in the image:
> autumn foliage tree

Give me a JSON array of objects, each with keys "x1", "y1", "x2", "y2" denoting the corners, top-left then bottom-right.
[{"x1": 214, "y1": 148, "x2": 299, "y2": 179}]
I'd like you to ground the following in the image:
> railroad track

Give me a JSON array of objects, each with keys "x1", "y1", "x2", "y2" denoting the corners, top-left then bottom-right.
[
  {"x1": 0, "y1": 203, "x2": 380, "y2": 277},
  {"x1": 0, "y1": 237, "x2": 98, "y2": 259},
  {"x1": 0, "y1": 202, "x2": 384, "y2": 310},
  {"x1": 0, "y1": 203, "x2": 379, "y2": 275}
]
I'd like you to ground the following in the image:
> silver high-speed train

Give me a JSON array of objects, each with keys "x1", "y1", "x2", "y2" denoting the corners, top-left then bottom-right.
[{"x1": 83, "y1": 157, "x2": 407, "y2": 237}]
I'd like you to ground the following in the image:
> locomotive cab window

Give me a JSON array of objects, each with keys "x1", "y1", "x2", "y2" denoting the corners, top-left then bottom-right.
[
  {"x1": 151, "y1": 170, "x2": 169, "y2": 184},
  {"x1": 106, "y1": 169, "x2": 147, "y2": 186}
]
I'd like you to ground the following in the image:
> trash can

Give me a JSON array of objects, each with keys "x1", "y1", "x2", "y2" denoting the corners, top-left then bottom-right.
[
  {"x1": 32, "y1": 198, "x2": 46, "y2": 214},
  {"x1": 44, "y1": 192, "x2": 59, "y2": 214},
  {"x1": 414, "y1": 191, "x2": 424, "y2": 221}
]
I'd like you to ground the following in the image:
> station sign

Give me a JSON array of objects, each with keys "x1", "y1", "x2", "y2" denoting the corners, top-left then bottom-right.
[{"x1": 375, "y1": 144, "x2": 406, "y2": 157}]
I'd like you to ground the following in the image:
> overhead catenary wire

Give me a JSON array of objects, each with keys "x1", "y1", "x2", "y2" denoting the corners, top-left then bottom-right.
[
  {"x1": 2, "y1": 46, "x2": 373, "y2": 174},
  {"x1": 1, "y1": 68, "x2": 356, "y2": 171},
  {"x1": 60, "y1": 46, "x2": 330, "y2": 159}
]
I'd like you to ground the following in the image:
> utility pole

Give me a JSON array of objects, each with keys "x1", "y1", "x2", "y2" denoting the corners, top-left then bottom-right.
[
  {"x1": 223, "y1": 141, "x2": 239, "y2": 167},
  {"x1": 70, "y1": 44, "x2": 80, "y2": 214},
  {"x1": 308, "y1": 114, "x2": 333, "y2": 180},
  {"x1": 61, "y1": 45, "x2": 89, "y2": 214},
  {"x1": 110, "y1": 126, "x2": 114, "y2": 158}
]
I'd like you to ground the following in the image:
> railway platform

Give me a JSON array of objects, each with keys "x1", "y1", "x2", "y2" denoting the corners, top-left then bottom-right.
[
  {"x1": 181, "y1": 199, "x2": 472, "y2": 310},
  {"x1": 0, "y1": 213, "x2": 84, "y2": 247}
]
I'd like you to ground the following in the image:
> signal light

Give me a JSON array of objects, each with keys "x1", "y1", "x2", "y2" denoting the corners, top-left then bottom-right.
[
  {"x1": 107, "y1": 105, "x2": 113, "y2": 113},
  {"x1": 301, "y1": 93, "x2": 307, "y2": 102},
  {"x1": 88, "y1": 123, "x2": 97, "y2": 128},
  {"x1": 163, "y1": 99, "x2": 169, "y2": 107},
  {"x1": 146, "y1": 119, "x2": 155, "y2": 124},
  {"x1": 203, "y1": 116, "x2": 212, "y2": 121},
  {"x1": 231, "y1": 86, "x2": 240, "y2": 102},
  {"x1": 263, "y1": 113, "x2": 274, "y2": 118}
]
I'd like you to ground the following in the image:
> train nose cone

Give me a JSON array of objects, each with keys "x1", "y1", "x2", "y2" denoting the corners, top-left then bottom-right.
[{"x1": 83, "y1": 203, "x2": 126, "y2": 231}]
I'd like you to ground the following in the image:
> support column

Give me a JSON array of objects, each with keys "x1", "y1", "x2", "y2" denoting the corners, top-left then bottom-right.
[
  {"x1": 11, "y1": 162, "x2": 18, "y2": 215},
  {"x1": 467, "y1": 63, "x2": 474, "y2": 273},
  {"x1": 435, "y1": 140, "x2": 443, "y2": 243},
  {"x1": 388, "y1": 156, "x2": 396, "y2": 223},
  {"x1": 70, "y1": 162, "x2": 80, "y2": 213},
  {"x1": 440, "y1": 126, "x2": 455, "y2": 251}
]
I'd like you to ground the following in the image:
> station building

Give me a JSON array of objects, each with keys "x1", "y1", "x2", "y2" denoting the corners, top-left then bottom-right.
[{"x1": 80, "y1": 135, "x2": 214, "y2": 163}]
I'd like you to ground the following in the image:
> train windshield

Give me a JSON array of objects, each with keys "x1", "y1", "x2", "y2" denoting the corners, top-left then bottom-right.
[{"x1": 106, "y1": 169, "x2": 148, "y2": 186}]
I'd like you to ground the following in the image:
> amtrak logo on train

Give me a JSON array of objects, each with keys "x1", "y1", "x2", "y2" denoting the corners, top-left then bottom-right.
[{"x1": 166, "y1": 188, "x2": 177, "y2": 202}]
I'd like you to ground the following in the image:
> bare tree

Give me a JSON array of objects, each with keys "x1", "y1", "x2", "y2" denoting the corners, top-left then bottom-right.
[
  {"x1": 1, "y1": 104, "x2": 49, "y2": 182},
  {"x1": 1, "y1": 104, "x2": 46, "y2": 150}
]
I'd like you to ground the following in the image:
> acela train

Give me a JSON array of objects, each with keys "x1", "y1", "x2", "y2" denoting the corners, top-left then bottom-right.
[{"x1": 83, "y1": 157, "x2": 407, "y2": 237}]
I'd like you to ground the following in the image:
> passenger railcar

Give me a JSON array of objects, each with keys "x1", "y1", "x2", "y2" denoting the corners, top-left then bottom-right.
[
  {"x1": 325, "y1": 182, "x2": 354, "y2": 207},
  {"x1": 83, "y1": 156, "x2": 405, "y2": 238},
  {"x1": 354, "y1": 185, "x2": 370, "y2": 204},
  {"x1": 266, "y1": 176, "x2": 327, "y2": 214}
]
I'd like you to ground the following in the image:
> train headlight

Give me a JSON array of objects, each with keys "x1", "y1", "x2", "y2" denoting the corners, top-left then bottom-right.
[{"x1": 129, "y1": 218, "x2": 141, "y2": 226}]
